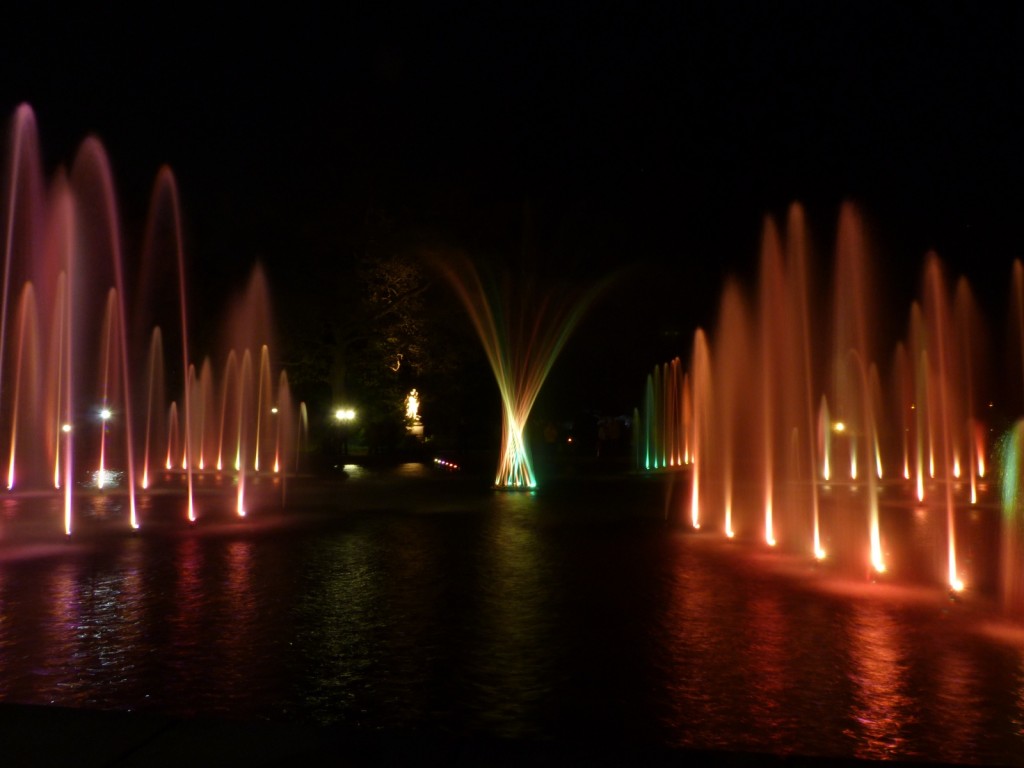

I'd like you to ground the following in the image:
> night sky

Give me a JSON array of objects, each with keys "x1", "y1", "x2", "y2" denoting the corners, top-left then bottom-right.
[{"x1": 2, "y1": 3, "x2": 1022, "y2": 416}]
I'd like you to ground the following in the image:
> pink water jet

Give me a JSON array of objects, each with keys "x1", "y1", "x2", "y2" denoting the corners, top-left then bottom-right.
[{"x1": 0, "y1": 104, "x2": 304, "y2": 533}]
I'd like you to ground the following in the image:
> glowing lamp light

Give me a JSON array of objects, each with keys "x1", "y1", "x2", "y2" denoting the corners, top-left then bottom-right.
[
  {"x1": 334, "y1": 407, "x2": 356, "y2": 422},
  {"x1": 61, "y1": 423, "x2": 71, "y2": 433},
  {"x1": 950, "y1": 577, "x2": 965, "y2": 593},
  {"x1": 99, "y1": 408, "x2": 112, "y2": 421},
  {"x1": 833, "y1": 421, "x2": 846, "y2": 433},
  {"x1": 814, "y1": 547, "x2": 826, "y2": 561},
  {"x1": 271, "y1": 406, "x2": 279, "y2": 415}
]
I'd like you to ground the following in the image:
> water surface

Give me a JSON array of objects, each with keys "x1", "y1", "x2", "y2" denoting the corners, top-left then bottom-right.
[{"x1": 1, "y1": 464, "x2": 1022, "y2": 765}]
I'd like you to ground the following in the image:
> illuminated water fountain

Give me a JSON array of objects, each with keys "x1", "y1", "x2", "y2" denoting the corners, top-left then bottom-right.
[
  {"x1": 435, "y1": 251, "x2": 598, "y2": 489},
  {"x1": 638, "y1": 201, "x2": 1024, "y2": 615},
  {"x1": 0, "y1": 104, "x2": 304, "y2": 533}
]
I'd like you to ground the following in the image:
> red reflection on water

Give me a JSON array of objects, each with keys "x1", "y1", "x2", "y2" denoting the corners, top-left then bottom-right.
[
  {"x1": 222, "y1": 539, "x2": 257, "y2": 649},
  {"x1": 745, "y1": 593, "x2": 790, "y2": 749},
  {"x1": 38, "y1": 562, "x2": 86, "y2": 705},
  {"x1": 114, "y1": 544, "x2": 144, "y2": 652},
  {"x1": 38, "y1": 548, "x2": 146, "y2": 708},
  {"x1": 660, "y1": 541, "x2": 762, "y2": 753},
  {"x1": 929, "y1": 637, "x2": 986, "y2": 764},
  {"x1": 171, "y1": 535, "x2": 204, "y2": 664},
  {"x1": 175, "y1": 536, "x2": 259, "y2": 693},
  {"x1": 845, "y1": 605, "x2": 913, "y2": 761}
]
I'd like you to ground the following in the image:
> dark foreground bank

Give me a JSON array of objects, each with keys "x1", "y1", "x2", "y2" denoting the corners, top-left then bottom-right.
[{"x1": 1, "y1": 703, "x2": 994, "y2": 768}]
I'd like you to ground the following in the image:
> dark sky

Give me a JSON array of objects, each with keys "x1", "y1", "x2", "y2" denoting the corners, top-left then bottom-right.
[{"x1": 2, "y1": 3, "x2": 1022, "y2": 413}]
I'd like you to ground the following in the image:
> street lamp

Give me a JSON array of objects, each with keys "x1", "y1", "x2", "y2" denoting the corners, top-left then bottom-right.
[
  {"x1": 97, "y1": 407, "x2": 113, "y2": 490},
  {"x1": 334, "y1": 407, "x2": 356, "y2": 460}
]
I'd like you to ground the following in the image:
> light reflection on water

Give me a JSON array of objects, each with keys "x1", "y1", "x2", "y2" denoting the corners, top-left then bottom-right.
[
  {"x1": 0, "y1": 469, "x2": 1022, "y2": 764},
  {"x1": 845, "y1": 604, "x2": 915, "y2": 761},
  {"x1": 26, "y1": 542, "x2": 148, "y2": 709}
]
